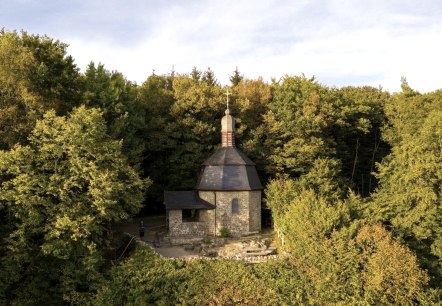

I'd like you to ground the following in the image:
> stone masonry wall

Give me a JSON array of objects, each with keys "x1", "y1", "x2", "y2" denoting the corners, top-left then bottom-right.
[
  {"x1": 168, "y1": 209, "x2": 214, "y2": 237},
  {"x1": 198, "y1": 191, "x2": 216, "y2": 235},
  {"x1": 248, "y1": 190, "x2": 261, "y2": 233},
  {"x1": 214, "y1": 191, "x2": 249, "y2": 237},
  {"x1": 167, "y1": 190, "x2": 261, "y2": 238}
]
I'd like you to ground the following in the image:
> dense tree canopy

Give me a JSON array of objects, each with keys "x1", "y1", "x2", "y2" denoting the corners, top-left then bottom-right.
[
  {"x1": 0, "y1": 30, "x2": 82, "y2": 150},
  {"x1": 0, "y1": 29, "x2": 441, "y2": 304},
  {"x1": 0, "y1": 32, "x2": 43, "y2": 149},
  {"x1": 82, "y1": 62, "x2": 146, "y2": 166},
  {"x1": 370, "y1": 100, "x2": 442, "y2": 286},
  {"x1": 0, "y1": 106, "x2": 148, "y2": 303}
]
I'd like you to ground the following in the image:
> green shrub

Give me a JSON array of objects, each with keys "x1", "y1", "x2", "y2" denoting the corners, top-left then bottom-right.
[{"x1": 219, "y1": 227, "x2": 231, "y2": 238}]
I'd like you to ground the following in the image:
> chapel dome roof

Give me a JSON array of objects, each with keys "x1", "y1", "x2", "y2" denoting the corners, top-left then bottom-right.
[
  {"x1": 195, "y1": 147, "x2": 263, "y2": 191},
  {"x1": 202, "y1": 146, "x2": 255, "y2": 166}
]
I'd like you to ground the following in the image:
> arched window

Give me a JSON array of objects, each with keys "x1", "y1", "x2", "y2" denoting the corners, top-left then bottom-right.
[{"x1": 231, "y1": 198, "x2": 239, "y2": 214}]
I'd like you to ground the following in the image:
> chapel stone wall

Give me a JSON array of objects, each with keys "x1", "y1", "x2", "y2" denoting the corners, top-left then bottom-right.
[
  {"x1": 168, "y1": 209, "x2": 214, "y2": 237},
  {"x1": 214, "y1": 191, "x2": 250, "y2": 236},
  {"x1": 248, "y1": 190, "x2": 262, "y2": 233}
]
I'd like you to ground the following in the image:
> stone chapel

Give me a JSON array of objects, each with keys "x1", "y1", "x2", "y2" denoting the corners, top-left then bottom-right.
[{"x1": 164, "y1": 97, "x2": 263, "y2": 241}]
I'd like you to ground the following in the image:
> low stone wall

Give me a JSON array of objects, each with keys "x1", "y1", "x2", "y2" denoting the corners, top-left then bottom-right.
[
  {"x1": 129, "y1": 231, "x2": 284, "y2": 264},
  {"x1": 169, "y1": 236, "x2": 206, "y2": 245},
  {"x1": 184, "y1": 254, "x2": 281, "y2": 263}
]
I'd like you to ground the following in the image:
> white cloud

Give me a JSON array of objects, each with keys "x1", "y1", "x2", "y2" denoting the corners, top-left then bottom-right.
[{"x1": 16, "y1": 0, "x2": 439, "y2": 92}]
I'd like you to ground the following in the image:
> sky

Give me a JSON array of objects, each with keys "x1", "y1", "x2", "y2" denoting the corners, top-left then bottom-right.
[{"x1": 2, "y1": 0, "x2": 442, "y2": 93}]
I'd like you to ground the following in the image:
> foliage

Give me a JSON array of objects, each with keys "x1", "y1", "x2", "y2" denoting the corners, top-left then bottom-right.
[
  {"x1": 0, "y1": 30, "x2": 38, "y2": 149},
  {"x1": 244, "y1": 76, "x2": 388, "y2": 195},
  {"x1": 229, "y1": 67, "x2": 243, "y2": 86},
  {"x1": 0, "y1": 30, "x2": 82, "y2": 150},
  {"x1": 0, "y1": 107, "x2": 148, "y2": 304},
  {"x1": 382, "y1": 83, "x2": 442, "y2": 146},
  {"x1": 20, "y1": 31, "x2": 82, "y2": 113},
  {"x1": 354, "y1": 224, "x2": 430, "y2": 305},
  {"x1": 366, "y1": 83, "x2": 442, "y2": 286},
  {"x1": 94, "y1": 247, "x2": 274, "y2": 305},
  {"x1": 219, "y1": 227, "x2": 232, "y2": 238},
  {"x1": 296, "y1": 224, "x2": 432, "y2": 304},
  {"x1": 265, "y1": 174, "x2": 354, "y2": 252},
  {"x1": 261, "y1": 75, "x2": 335, "y2": 176},
  {"x1": 1, "y1": 29, "x2": 441, "y2": 305},
  {"x1": 139, "y1": 73, "x2": 225, "y2": 194},
  {"x1": 370, "y1": 108, "x2": 442, "y2": 285},
  {"x1": 332, "y1": 86, "x2": 390, "y2": 195},
  {"x1": 201, "y1": 67, "x2": 218, "y2": 86},
  {"x1": 82, "y1": 62, "x2": 146, "y2": 166},
  {"x1": 233, "y1": 77, "x2": 271, "y2": 142},
  {"x1": 95, "y1": 232, "x2": 434, "y2": 305},
  {"x1": 265, "y1": 176, "x2": 433, "y2": 304}
]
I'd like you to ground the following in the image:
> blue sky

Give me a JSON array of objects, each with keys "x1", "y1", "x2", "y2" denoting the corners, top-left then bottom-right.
[{"x1": 3, "y1": 0, "x2": 442, "y2": 92}]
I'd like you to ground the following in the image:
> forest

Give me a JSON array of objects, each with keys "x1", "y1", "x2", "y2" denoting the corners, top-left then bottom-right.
[{"x1": 0, "y1": 30, "x2": 441, "y2": 305}]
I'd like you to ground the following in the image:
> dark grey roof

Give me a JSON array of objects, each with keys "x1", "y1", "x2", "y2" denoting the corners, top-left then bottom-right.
[
  {"x1": 195, "y1": 147, "x2": 263, "y2": 191},
  {"x1": 202, "y1": 147, "x2": 255, "y2": 166},
  {"x1": 164, "y1": 191, "x2": 215, "y2": 210},
  {"x1": 196, "y1": 165, "x2": 263, "y2": 190}
]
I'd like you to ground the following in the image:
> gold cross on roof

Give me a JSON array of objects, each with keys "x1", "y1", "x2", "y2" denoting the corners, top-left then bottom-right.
[{"x1": 224, "y1": 89, "x2": 232, "y2": 110}]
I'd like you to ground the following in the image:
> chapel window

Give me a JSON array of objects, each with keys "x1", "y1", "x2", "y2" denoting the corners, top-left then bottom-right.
[
  {"x1": 231, "y1": 198, "x2": 239, "y2": 214},
  {"x1": 182, "y1": 209, "x2": 199, "y2": 222}
]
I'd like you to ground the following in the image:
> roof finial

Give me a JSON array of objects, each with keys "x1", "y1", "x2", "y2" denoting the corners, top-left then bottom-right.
[{"x1": 224, "y1": 89, "x2": 232, "y2": 114}]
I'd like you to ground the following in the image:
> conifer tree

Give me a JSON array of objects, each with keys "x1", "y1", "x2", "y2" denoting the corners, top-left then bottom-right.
[
  {"x1": 229, "y1": 67, "x2": 243, "y2": 86},
  {"x1": 201, "y1": 67, "x2": 218, "y2": 86}
]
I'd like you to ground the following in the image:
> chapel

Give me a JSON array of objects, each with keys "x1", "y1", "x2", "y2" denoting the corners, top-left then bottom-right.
[{"x1": 164, "y1": 94, "x2": 263, "y2": 241}]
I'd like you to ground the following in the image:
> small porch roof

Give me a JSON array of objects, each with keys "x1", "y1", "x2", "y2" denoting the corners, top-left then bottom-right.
[{"x1": 164, "y1": 191, "x2": 215, "y2": 210}]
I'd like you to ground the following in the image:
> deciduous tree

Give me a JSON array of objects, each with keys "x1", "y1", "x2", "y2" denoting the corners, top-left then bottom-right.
[{"x1": 0, "y1": 106, "x2": 148, "y2": 304}]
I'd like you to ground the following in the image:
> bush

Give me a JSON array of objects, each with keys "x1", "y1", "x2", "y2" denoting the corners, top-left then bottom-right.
[{"x1": 219, "y1": 227, "x2": 232, "y2": 238}]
